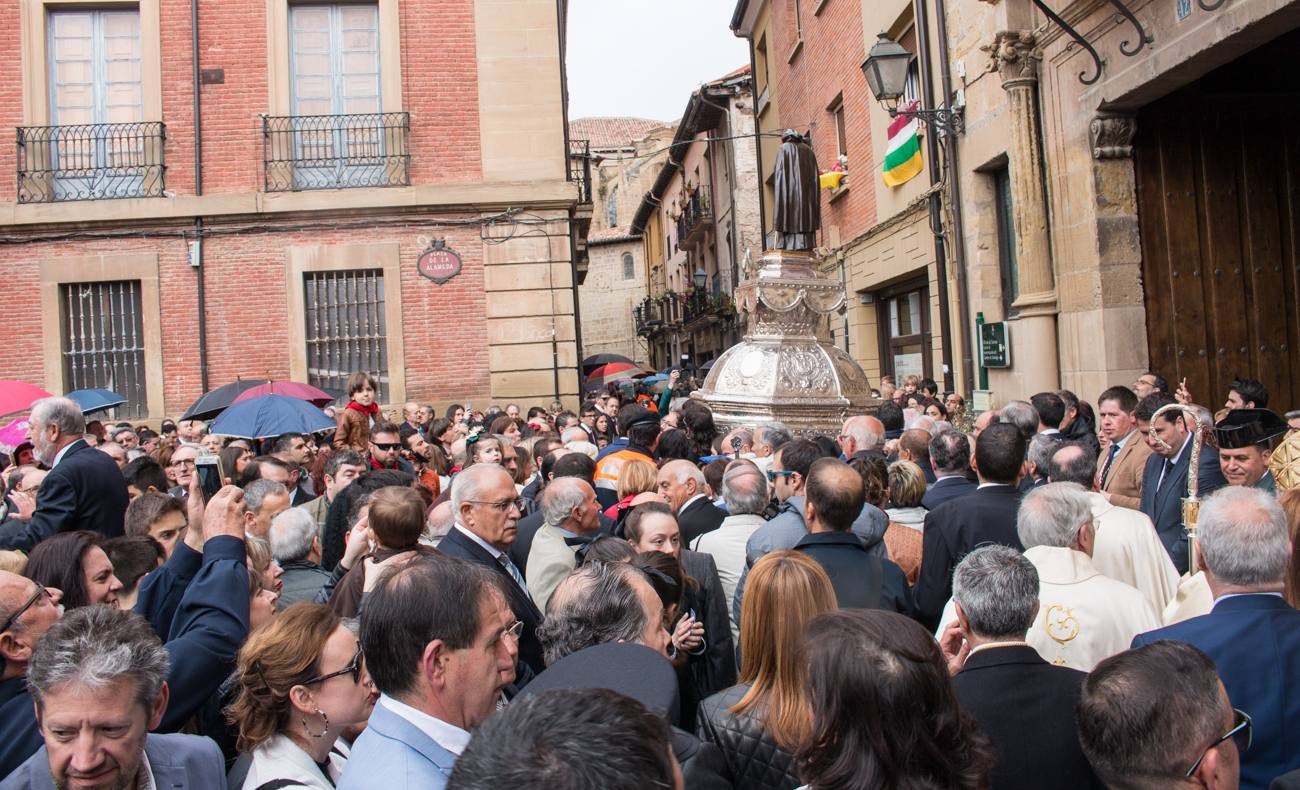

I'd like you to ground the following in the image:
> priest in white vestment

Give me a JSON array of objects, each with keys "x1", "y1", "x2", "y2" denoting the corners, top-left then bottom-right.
[
  {"x1": 1045, "y1": 442, "x2": 1180, "y2": 612},
  {"x1": 935, "y1": 482, "x2": 1160, "y2": 671}
]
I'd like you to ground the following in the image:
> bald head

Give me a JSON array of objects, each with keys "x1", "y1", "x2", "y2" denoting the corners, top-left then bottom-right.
[
  {"x1": 0, "y1": 570, "x2": 63, "y2": 678},
  {"x1": 840, "y1": 415, "x2": 885, "y2": 457},
  {"x1": 721, "y1": 461, "x2": 768, "y2": 515},
  {"x1": 450, "y1": 463, "x2": 516, "y2": 512},
  {"x1": 804, "y1": 458, "x2": 865, "y2": 533},
  {"x1": 1047, "y1": 442, "x2": 1097, "y2": 489}
]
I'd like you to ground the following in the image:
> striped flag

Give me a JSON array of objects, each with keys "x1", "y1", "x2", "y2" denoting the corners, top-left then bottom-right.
[{"x1": 882, "y1": 101, "x2": 923, "y2": 187}]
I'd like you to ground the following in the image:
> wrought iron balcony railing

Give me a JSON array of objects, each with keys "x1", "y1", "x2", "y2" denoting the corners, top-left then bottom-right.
[
  {"x1": 675, "y1": 187, "x2": 713, "y2": 246},
  {"x1": 16, "y1": 121, "x2": 166, "y2": 204},
  {"x1": 262, "y1": 112, "x2": 410, "y2": 192},
  {"x1": 569, "y1": 139, "x2": 592, "y2": 204}
]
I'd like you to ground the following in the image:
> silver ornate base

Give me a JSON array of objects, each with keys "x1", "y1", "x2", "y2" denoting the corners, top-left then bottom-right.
[{"x1": 692, "y1": 249, "x2": 876, "y2": 435}]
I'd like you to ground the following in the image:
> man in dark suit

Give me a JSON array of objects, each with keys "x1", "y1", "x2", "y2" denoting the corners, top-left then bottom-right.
[
  {"x1": 1132, "y1": 486, "x2": 1299, "y2": 790},
  {"x1": 0, "y1": 397, "x2": 127, "y2": 551},
  {"x1": 793, "y1": 458, "x2": 912, "y2": 615},
  {"x1": 923, "y1": 429, "x2": 977, "y2": 510},
  {"x1": 1135, "y1": 393, "x2": 1226, "y2": 574},
  {"x1": 942, "y1": 545, "x2": 1101, "y2": 790},
  {"x1": 658, "y1": 459, "x2": 726, "y2": 546},
  {"x1": 915, "y1": 422, "x2": 1026, "y2": 630},
  {"x1": 436, "y1": 464, "x2": 545, "y2": 679}
]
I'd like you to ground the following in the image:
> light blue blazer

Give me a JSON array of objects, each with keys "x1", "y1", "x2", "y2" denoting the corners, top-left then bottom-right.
[
  {"x1": 337, "y1": 700, "x2": 458, "y2": 790},
  {"x1": 0, "y1": 733, "x2": 224, "y2": 790}
]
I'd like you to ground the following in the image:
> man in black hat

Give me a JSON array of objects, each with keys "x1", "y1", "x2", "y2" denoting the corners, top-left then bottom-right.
[{"x1": 1214, "y1": 408, "x2": 1287, "y2": 494}]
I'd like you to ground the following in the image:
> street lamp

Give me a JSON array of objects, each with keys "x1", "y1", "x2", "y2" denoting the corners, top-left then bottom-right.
[
  {"x1": 693, "y1": 267, "x2": 707, "y2": 291},
  {"x1": 862, "y1": 32, "x2": 964, "y2": 134}
]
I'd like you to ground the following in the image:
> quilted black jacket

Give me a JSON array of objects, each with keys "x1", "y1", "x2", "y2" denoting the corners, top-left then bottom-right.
[{"x1": 696, "y1": 684, "x2": 802, "y2": 790}]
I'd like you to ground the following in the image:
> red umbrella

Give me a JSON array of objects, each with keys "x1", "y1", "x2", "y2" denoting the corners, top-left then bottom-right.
[
  {"x1": 232, "y1": 381, "x2": 337, "y2": 408},
  {"x1": 585, "y1": 362, "x2": 644, "y2": 387},
  {"x1": 0, "y1": 380, "x2": 53, "y2": 419}
]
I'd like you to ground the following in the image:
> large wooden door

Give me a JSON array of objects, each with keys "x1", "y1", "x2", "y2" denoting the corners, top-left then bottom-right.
[{"x1": 1135, "y1": 33, "x2": 1300, "y2": 412}]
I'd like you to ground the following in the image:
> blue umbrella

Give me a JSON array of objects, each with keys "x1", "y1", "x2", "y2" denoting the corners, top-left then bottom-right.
[
  {"x1": 210, "y1": 394, "x2": 335, "y2": 439},
  {"x1": 642, "y1": 373, "x2": 669, "y2": 384},
  {"x1": 65, "y1": 388, "x2": 127, "y2": 416}
]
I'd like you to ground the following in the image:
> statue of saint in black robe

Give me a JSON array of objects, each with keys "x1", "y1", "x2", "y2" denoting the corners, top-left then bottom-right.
[{"x1": 771, "y1": 130, "x2": 820, "y2": 251}]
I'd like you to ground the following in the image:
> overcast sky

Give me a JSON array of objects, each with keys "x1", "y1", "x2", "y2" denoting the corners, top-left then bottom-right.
[{"x1": 566, "y1": 0, "x2": 750, "y2": 122}]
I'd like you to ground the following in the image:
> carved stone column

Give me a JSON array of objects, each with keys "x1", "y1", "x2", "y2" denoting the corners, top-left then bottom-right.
[{"x1": 991, "y1": 29, "x2": 1059, "y2": 390}]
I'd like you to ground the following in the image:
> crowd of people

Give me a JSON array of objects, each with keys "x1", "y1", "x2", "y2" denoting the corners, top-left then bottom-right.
[{"x1": 0, "y1": 367, "x2": 1298, "y2": 790}]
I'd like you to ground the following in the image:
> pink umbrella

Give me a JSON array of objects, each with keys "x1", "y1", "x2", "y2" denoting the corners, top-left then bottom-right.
[
  {"x1": 232, "y1": 381, "x2": 336, "y2": 408},
  {"x1": 0, "y1": 380, "x2": 52, "y2": 419},
  {"x1": 0, "y1": 418, "x2": 30, "y2": 454}
]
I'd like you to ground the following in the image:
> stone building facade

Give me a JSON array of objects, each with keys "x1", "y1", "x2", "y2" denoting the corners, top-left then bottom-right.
[
  {"x1": 571, "y1": 118, "x2": 674, "y2": 365},
  {"x1": 631, "y1": 68, "x2": 763, "y2": 372},
  {"x1": 0, "y1": 0, "x2": 586, "y2": 420}
]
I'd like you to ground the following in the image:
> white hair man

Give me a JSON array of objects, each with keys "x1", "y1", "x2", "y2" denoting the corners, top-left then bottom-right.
[
  {"x1": 690, "y1": 460, "x2": 768, "y2": 641},
  {"x1": 524, "y1": 478, "x2": 602, "y2": 612},
  {"x1": 1133, "y1": 487, "x2": 1300, "y2": 788},
  {"x1": 1047, "y1": 442, "x2": 1178, "y2": 614},
  {"x1": 656, "y1": 460, "x2": 726, "y2": 546},
  {"x1": 934, "y1": 482, "x2": 1160, "y2": 671},
  {"x1": 268, "y1": 506, "x2": 331, "y2": 607},
  {"x1": 0, "y1": 397, "x2": 129, "y2": 551}
]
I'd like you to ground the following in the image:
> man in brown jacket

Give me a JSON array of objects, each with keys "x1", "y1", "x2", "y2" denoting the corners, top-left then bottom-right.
[{"x1": 1096, "y1": 386, "x2": 1151, "y2": 510}]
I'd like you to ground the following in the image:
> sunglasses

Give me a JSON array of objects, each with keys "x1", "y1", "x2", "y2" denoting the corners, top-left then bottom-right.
[
  {"x1": 371, "y1": 442, "x2": 402, "y2": 451},
  {"x1": 1, "y1": 585, "x2": 53, "y2": 634},
  {"x1": 302, "y1": 643, "x2": 364, "y2": 686},
  {"x1": 1185, "y1": 708, "x2": 1252, "y2": 777},
  {"x1": 766, "y1": 470, "x2": 796, "y2": 482}
]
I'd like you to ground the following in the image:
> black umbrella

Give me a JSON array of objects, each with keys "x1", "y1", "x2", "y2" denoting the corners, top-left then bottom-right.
[
  {"x1": 582, "y1": 353, "x2": 636, "y2": 372},
  {"x1": 179, "y1": 378, "x2": 269, "y2": 421}
]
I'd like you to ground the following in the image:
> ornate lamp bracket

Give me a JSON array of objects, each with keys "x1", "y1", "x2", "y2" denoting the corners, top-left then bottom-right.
[
  {"x1": 1029, "y1": 0, "x2": 1105, "y2": 85},
  {"x1": 1104, "y1": 0, "x2": 1154, "y2": 56}
]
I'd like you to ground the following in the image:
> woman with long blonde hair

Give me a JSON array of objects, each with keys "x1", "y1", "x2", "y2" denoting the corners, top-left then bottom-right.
[{"x1": 696, "y1": 550, "x2": 836, "y2": 789}]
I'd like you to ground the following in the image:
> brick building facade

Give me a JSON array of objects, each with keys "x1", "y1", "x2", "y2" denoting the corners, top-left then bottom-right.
[{"x1": 1, "y1": 0, "x2": 585, "y2": 420}]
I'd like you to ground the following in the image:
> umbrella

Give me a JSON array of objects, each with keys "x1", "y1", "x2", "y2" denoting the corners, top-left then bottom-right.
[
  {"x1": 180, "y1": 379, "x2": 270, "y2": 421},
  {"x1": 232, "y1": 381, "x2": 336, "y2": 408},
  {"x1": 641, "y1": 373, "x2": 669, "y2": 384},
  {"x1": 209, "y1": 394, "x2": 335, "y2": 440},
  {"x1": 586, "y1": 362, "x2": 644, "y2": 388},
  {"x1": 0, "y1": 380, "x2": 53, "y2": 419},
  {"x1": 65, "y1": 388, "x2": 127, "y2": 416},
  {"x1": 582, "y1": 353, "x2": 636, "y2": 372},
  {"x1": 700, "y1": 359, "x2": 717, "y2": 371},
  {"x1": 0, "y1": 419, "x2": 30, "y2": 454}
]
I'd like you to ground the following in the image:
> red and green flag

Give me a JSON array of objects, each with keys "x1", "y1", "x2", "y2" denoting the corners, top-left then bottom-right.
[{"x1": 882, "y1": 101, "x2": 923, "y2": 187}]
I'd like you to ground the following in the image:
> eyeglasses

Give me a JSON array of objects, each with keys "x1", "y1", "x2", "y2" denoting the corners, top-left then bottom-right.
[
  {"x1": 467, "y1": 498, "x2": 525, "y2": 513},
  {"x1": 170, "y1": 458, "x2": 196, "y2": 469},
  {"x1": 766, "y1": 470, "x2": 795, "y2": 482},
  {"x1": 302, "y1": 643, "x2": 364, "y2": 686},
  {"x1": 1185, "y1": 708, "x2": 1252, "y2": 777},
  {"x1": 371, "y1": 442, "x2": 402, "y2": 451},
  {"x1": 502, "y1": 620, "x2": 524, "y2": 641},
  {"x1": 1, "y1": 585, "x2": 52, "y2": 634}
]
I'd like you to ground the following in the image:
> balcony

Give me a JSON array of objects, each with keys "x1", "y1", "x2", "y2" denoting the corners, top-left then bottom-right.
[
  {"x1": 568, "y1": 139, "x2": 592, "y2": 205},
  {"x1": 674, "y1": 187, "x2": 713, "y2": 247},
  {"x1": 262, "y1": 112, "x2": 409, "y2": 192},
  {"x1": 635, "y1": 291, "x2": 733, "y2": 336},
  {"x1": 683, "y1": 290, "x2": 734, "y2": 327},
  {"x1": 16, "y1": 121, "x2": 166, "y2": 204}
]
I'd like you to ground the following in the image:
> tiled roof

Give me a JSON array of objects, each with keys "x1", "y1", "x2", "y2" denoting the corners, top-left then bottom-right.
[
  {"x1": 569, "y1": 117, "x2": 669, "y2": 151},
  {"x1": 587, "y1": 226, "x2": 639, "y2": 244}
]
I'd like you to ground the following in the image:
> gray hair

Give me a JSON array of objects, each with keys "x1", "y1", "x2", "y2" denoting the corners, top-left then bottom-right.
[
  {"x1": 841, "y1": 416, "x2": 883, "y2": 452},
  {"x1": 1197, "y1": 487, "x2": 1289, "y2": 587},
  {"x1": 30, "y1": 397, "x2": 85, "y2": 437},
  {"x1": 952, "y1": 545, "x2": 1040, "y2": 639},
  {"x1": 542, "y1": 478, "x2": 591, "y2": 529},
  {"x1": 754, "y1": 422, "x2": 792, "y2": 453},
  {"x1": 721, "y1": 464, "x2": 768, "y2": 515},
  {"x1": 243, "y1": 479, "x2": 288, "y2": 515},
  {"x1": 268, "y1": 506, "x2": 317, "y2": 563},
  {"x1": 1000, "y1": 400, "x2": 1039, "y2": 441},
  {"x1": 28, "y1": 606, "x2": 169, "y2": 711},
  {"x1": 537, "y1": 562, "x2": 654, "y2": 667},
  {"x1": 1017, "y1": 482, "x2": 1093, "y2": 549},
  {"x1": 1027, "y1": 434, "x2": 1059, "y2": 475},
  {"x1": 1047, "y1": 442, "x2": 1097, "y2": 487},
  {"x1": 451, "y1": 463, "x2": 512, "y2": 513},
  {"x1": 662, "y1": 460, "x2": 705, "y2": 489},
  {"x1": 560, "y1": 427, "x2": 588, "y2": 445}
]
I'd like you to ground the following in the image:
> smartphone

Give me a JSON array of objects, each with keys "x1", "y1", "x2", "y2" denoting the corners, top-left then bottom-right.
[{"x1": 195, "y1": 455, "x2": 225, "y2": 500}]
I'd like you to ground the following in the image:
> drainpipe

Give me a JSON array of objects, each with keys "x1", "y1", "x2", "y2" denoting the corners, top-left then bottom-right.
[
  {"x1": 192, "y1": 0, "x2": 209, "y2": 392},
  {"x1": 931, "y1": 0, "x2": 974, "y2": 393},
  {"x1": 913, "y1": 0, "x2": 955, "y2": 393}
]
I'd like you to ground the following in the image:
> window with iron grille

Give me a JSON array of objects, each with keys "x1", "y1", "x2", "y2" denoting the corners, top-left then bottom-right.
[
  {"x1": 59, "y1": 281, "x2": 147, "y2": 419},
  {"x1": 303, "y1": 269, "x2": 389, "y2": 402}
]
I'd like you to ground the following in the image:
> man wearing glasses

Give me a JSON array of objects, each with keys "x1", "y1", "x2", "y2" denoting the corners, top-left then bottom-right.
[
  {"x1": 1131, "y1": 487, "x2": 1299, "y2": 789},
  {"x1": 0, "y1": 573, "x2": 63, "y2": 777},
  {"x1": 437, "y1": 464, "x2": 545, "y2": 680},
  {"x1": 368, "y1": 422, "x2": 414, "y2": 475},
  {"x1": 1079, "y1": 640, "x2": 1247, "y2": 790}
]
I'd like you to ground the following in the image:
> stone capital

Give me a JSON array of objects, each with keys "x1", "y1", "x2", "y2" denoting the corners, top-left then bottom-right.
[
  {"x1": 1011, "y1": 288, "x2": 1059, "y2": 318},
  {"x1": 986, "y1": 30, "x2": 1040, "y2": 88},
  {"x1": 1090, "y1": 114, "x2": 1137, "y2": 159}
]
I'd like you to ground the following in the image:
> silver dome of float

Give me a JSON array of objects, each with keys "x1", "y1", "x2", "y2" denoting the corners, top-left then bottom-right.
[{"x1": 692, "y1": 248, "x2": 876, "y2": 435}]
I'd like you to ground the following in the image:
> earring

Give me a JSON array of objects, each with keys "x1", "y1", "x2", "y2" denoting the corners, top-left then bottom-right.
[{"x1": 302, "y1": 708, "x2": 330, "y2": 739}]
